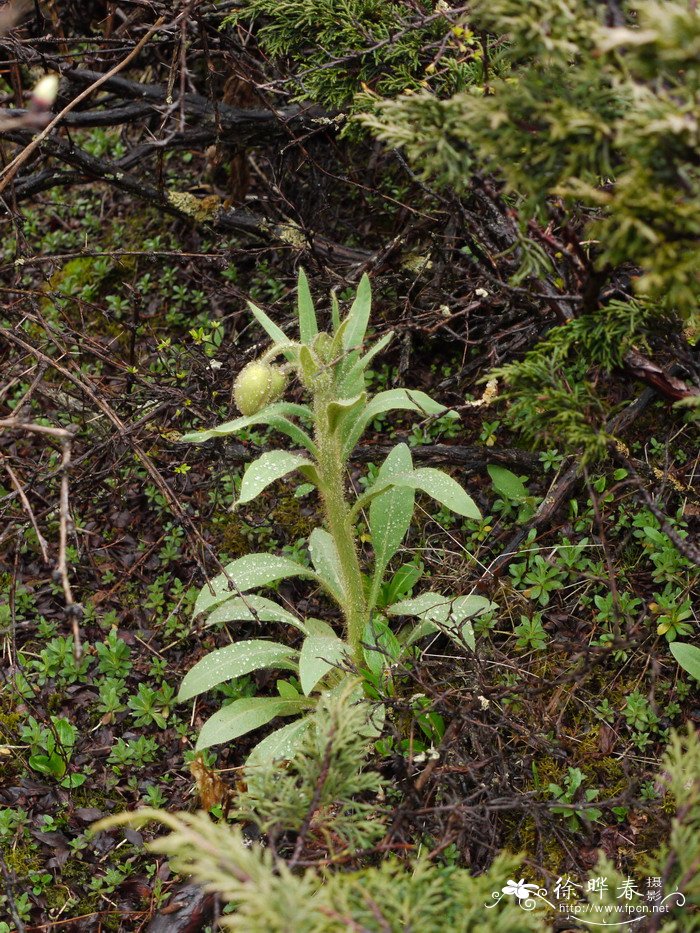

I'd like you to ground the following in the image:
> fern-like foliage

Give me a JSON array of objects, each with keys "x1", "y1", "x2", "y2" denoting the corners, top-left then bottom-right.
[
  {"x1": 488, "y1": 300, "x2": 666, "y2": 459},
  {"x1": 365, "y1": 1, "x2": 700, "y2": 322},
  {"x1": 224, "y1": 1, "x2": 503, "y2": 110},
  {"x1": 362, "y1": 2, "x2": 699, "y2": 457},
  {"x1": 581, "y1": 726, "x2": 700, "y2": 930},
  {"x1": 106, "y1": 811, "x2": 544, "y2": 932},
  {"x1": 233, "y1": 683, "x2": 387, "y2": 853}
]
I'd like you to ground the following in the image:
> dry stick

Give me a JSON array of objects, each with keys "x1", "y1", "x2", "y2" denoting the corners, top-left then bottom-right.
[
  {"x1": 0, "y1": 14, "x2": 166, "y2": 195},
  {"x1": 0, "y1": 418, "x2": 82, "y2": 654},
  {"x1": 0, "y1": 851, "x2": 26, "y2": 933},
  {"x1": 2, "y1": 459, "x2": 50, "y2": 562}
]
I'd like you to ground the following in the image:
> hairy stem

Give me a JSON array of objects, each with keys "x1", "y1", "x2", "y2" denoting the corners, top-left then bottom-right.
[{"x1": 313, "y1": 387, "x2": 367, "y2": 667}]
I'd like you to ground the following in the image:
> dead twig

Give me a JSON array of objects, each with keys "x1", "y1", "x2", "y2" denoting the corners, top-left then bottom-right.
[{"x1": 0, "y1": 417, "x2": 82, "y2": 655}]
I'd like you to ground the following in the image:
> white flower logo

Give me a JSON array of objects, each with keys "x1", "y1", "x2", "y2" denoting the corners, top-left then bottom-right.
[{"x1": 502, "y1": 879, "x2": 539, "y2": 900}]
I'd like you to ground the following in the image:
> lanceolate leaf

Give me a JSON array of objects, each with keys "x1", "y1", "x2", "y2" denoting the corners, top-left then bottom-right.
[
  {"x1": 236, "y1": 451, "x2": 313, "y2": 506},
  {"x1": 388, "y1": 592, "x2": 492, "y2": 623},
  {"x1": 196, "y1": 696, "x2": 309, "y2": 750},
  {"x1": 178, "y1": 640, "x2": 298, "y2": 702},
  {"x1": 389, "y1": 592, "x2": 496, "y2": 651},
  {"x1": 670, "y1": 642, "x2": 700, "y2": 681},
  {"x1": 356, "y1": 467, "x2": 480, "y2": 520},
  {"x1": 339, "y1": 331, "x2": 394, "y2": 395},
  {"x1": 296, "y1": 268, "x2": 318, "y2": 343},
  {"x1": 405, "y1": 468, "x2": 481, "y2": 518},
  {"x1": 342, "y1": 273, "x2": 372, "y2": 351},
  {"x1": 246, "y1": 716, "x2": 313, "y2": 765},
  {"x1": 342, "y1": 388, "x2": 449, "y2": 456},
  {"x1": 203, "y1": 594, "x2": 306, "y2": 632},
  {"x1": 194, "y1": 554, "x2": 319, "y2": 617},
  {"x1": 299, "y1": 633, "x2": 348, "y2": 695},
  {"x1": 181, "y1": 402, "x2": 317, "y2": 455},
  {"x1": 247, "y1": 300, "x2": 289, "y2": 346},
  {"x1": 308, "y1": 528, "x2": 346, "y2": 605},
  {"x1": 369, "y1": 444, "x2": 414, "y2": 610}
]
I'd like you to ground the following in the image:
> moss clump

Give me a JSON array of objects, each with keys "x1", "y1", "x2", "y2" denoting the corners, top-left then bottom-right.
[
  {"x1": 2, "y1": 839, "x2": 42, "y2": 878},
  {"x1": 216, "y1": 490, "x2": 318, "y2": 559},
  {"x1": 504, "y1": 814, "x2": 567, "y2": 875}
]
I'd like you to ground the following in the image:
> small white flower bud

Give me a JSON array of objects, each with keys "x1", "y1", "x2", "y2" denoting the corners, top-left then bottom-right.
[{"x1": 31, "y1": 74, "x2": 59, "y2": 110}]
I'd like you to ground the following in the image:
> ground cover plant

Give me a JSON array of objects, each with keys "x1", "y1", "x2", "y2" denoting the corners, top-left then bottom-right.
[{"x1": 0, "y1": 1, "x2": 698, "y2": 931}]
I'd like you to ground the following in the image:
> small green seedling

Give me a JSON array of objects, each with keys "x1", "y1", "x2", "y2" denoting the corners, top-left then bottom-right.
[
  {"x1": 21, "y1": 716, "x2": 85, "y2": 788},
  {"x1": 179, "y1": 270, "x2": 495, "y2": 760}
]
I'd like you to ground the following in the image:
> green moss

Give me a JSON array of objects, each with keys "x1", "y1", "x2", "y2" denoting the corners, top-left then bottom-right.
[
  {"x1": 504, "y1": 814, "x2": 567, "y2": 874},
  {"x1": 271, "y1": 493, "x2": 317, "y2": 539},
  {"x1": 1, "y1": 839, "x2": 41, "y2": 878},
  {"x1": 0, "y1": 700, "x2": 22, "y2": 781},
  {"x1": 216, "y1": 490, "x2": 318, "y2": 558}
]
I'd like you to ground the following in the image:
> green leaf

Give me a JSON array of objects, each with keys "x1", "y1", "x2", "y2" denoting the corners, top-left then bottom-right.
[
  {"x1": 247, "y1": 300, "x2": 289, "y2": 346},
  {"x1": 327, "y1": 393, "x2": 366, "y2": 436},
  {"x1": 194, "y1": 554, "x2": 318, "y2": 617},
  {"x1": 61, "y1": 773, "x2": 86, "y2": 788},
  {"x1": 246, "y1": 716, "x2": 313, "y2": 765},
  {"x1": 342, "y1": 273, "x2": 372, "y2": 351},
  {"x1": 363, "y1": 617, "x2": 401, "y2": 676},
  {"x1": 308, "y1": 528, "x2": 345, "y2": 605},
  {"x1": 670, "y1": 642, "x2": 700, "y2": 682},
  {"x1": 29, "y1": 754, "x2": 55, "y2": 776},
  {"x1": 178, "y1": 640, "x2": 298, "y2": 702},
  {"x1": 342, "y1": 388, "x2": 449, "y2": 456},
  {"x1": 357, "y1": 467, "x2": 480, "y2": 520},
  {"x1": 196, "y1": 696, "x2": 308, "y2": 750},
  {"x1": 303, "y1": 618, "x2": 337, "y2": 637},
  {"x1": 236, "y1": 451, "x2": 312, "y2": 507},
  {"x1": 296, "y1": 268, "x2": 318, "y2": 343},
  {"x1": 382, "y1": 562, "x2": 423, "y2": 608},
  {"x1": 204, "y1": 594, "x2": 306, "y2": 632},
  {"x1": 388, "y1": 592, "x2": 495, "y2": 650},
  {"x1": 299, "y1": 634, "x2": 348, "y2": 695},
  {"x1": 369, "y1": 444, "x2": 415, "y2": 609},
  {"x1": 406, "y1": 468, "x2": 481, "y2": 518},
  {"x1": 181, "y1": 402, "x2": 317, "y2": 455},
  {"x1": 487, "y1": 464, "x2": 528, "y2": 501},
  {"x1": 277, "y1": 679, "x2": 300, "y2": 699},
  {"x1": 339, "y1": 331, "x2": 394, "y2": 393}
]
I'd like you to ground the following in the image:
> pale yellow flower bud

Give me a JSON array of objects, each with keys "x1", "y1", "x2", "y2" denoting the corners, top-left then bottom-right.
[{"x1": 233, "y1": 361, "x2": 286, "y2": 416}]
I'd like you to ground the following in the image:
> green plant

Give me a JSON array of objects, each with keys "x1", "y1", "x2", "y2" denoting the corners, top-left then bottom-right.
[
  {"x1": 226, "y1": 1, "x2": 486, "y2": 111},
  {"x1": 95, "y1": 630, "x2": 132, "y2": 678},
  {"x1": 128, "y1": 682, "x2": 175, "y2": 729},
  {"x1": 98, "y1": 687, "x2": 542, "y2": 932},
  {"x1": 21, "y1": 716, "x2": 86, "y2": 788},
  {"x1": 179, "y1": 270, "x2": 494, "y2": 759},
  {"x1": 547, "y1": 767, "x2": 602, "y2": 831},
  {"x1": 513, "y1": 614, "x2": 548, "y2": 652},
  {"x1": 650, "y1": 590, "x2": 695, "y2": 642},
  {"x1": 107, "y1": 735, "x2": 159, "y2": 770}
]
